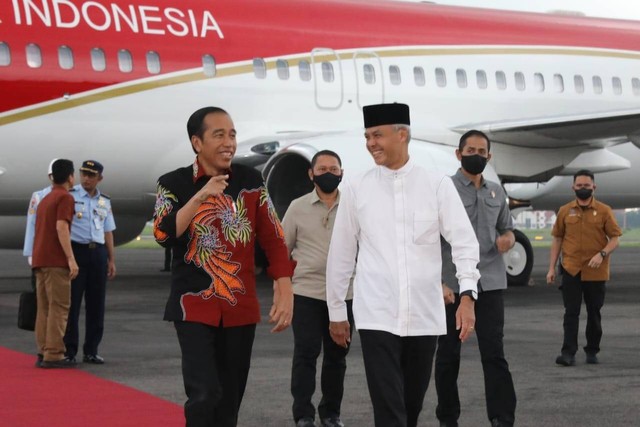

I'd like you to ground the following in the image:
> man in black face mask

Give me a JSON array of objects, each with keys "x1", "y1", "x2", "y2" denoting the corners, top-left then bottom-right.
[
  {"x1": 436, "y1": 130, "x2": 517, "y2": 427},
  {"x1": 281, "y1": 150, "x2": 353, "y2": 427},
  {"x1": 547, "y1": 170, "x2": 621, "y2": 367}
]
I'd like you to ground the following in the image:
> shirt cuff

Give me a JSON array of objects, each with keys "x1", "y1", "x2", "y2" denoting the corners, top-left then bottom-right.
[
  {"x1": 458, "y1": 278, "x2": 478, "y2": 295},
  {"x1": 328, "y1": 305, "x2": 348, "y2": 323}
]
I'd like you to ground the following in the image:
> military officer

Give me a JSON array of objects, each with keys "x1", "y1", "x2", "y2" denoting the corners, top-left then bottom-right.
[{"x1": 63, "y1": 160, "x2": 116, "y2": 364}]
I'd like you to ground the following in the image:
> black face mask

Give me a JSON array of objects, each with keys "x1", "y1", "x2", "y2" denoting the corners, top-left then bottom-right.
[
  {"x1": 313, "y1": 172, "x2": 342, "y2": 194},
  {"x1": 461, "y1": 154, "x2": 488, "y2": 175},
  {"x1": 575, "y1": 188, "x2": 593, "y2": 200}
]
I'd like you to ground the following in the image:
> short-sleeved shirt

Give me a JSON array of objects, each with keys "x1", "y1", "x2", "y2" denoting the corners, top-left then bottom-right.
[
  {"x1": 32, "y1": 186, "x2": 74, "y2": 268},
  {"x1": 70, "y1": 184, "x2": 116, "y2": 244},
  {"x1": 282, "y1": 189, "x2": 353, "y2": 301},
  {"x1": 552, "y1": 197, "x2": 622, "y2": 281},
  {"x1": 442, "y1": 169, "x2": 513, "y2": 292},
  {"x1": 153, "y1": 159, "x2": 295, "y2": 327}
]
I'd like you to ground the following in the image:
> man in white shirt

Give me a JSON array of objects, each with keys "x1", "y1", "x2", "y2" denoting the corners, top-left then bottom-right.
[{"x1": 326, "y1": 103, "x2": 480, "y2": 427}]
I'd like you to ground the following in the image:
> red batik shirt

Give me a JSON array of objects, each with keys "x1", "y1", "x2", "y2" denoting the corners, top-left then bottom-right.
[{"x1": 153, "y1": 159, "x2": 295, "y2": 327}]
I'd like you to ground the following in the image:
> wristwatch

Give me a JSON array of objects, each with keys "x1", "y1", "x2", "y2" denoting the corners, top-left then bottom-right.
[
  {"x1": 460, "y1": 290, "x2": 477, "y2": 301},
  {"x1": 599, "y1": 250, "x2": 607, "y2": 258}
]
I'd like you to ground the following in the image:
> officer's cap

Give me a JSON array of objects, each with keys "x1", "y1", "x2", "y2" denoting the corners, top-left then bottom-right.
[{"x1": 79, "y1": 160, "x2": 103, "y2": 175}]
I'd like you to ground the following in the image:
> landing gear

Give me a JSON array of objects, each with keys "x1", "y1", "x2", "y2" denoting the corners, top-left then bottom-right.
[{"x1": 504, "y1": 229, "x2": 534, "y2": 286}]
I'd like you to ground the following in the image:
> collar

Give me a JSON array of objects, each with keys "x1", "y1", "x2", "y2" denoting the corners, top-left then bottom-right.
[
  {"x1": 379, "y1": 158, "x2": 414, "y2": 178},
  {"x1": 73, "y1": 184, "x2": 100, "y2": 199},
  {"x1": 570, "y1": 196, "x2": 598, "y2": 210},
  {"x1": 192, "y1": 157, "x2": 232, "y2": 183},
  {"x1": 309, "y1": 188, "x2": 340, "y2": 205},
  {"x1": 454, "y1": 168, "x2": 486, "y2": 188}
]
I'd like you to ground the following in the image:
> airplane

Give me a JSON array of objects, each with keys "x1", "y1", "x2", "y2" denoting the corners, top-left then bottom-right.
[{"x1": 1, "y1": 0, "x2": 640, "y2": 286}]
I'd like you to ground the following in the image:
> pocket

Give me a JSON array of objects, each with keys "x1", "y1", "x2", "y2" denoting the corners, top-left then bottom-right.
[{"x1": 413, "y1": 210, "x2": 439, "y2": 245}]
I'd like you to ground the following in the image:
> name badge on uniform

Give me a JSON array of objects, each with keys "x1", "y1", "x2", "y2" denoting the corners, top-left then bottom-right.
[{"x1": 94, "y1": 216, "x2": 103, "y2": 230}]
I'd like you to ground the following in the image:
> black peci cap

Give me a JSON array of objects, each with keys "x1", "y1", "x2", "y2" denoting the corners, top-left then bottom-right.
[{"x1": 363, "y1": 103, "x2": 410, "y2": 128}]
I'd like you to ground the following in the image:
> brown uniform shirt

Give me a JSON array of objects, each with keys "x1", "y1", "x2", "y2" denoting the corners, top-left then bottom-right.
[
  {"x1": 32, "y1": 186, "x2": 74, "y2": 269},
  {"x1": 552, "y1": 197, "x2": 622, "y2": 281}
]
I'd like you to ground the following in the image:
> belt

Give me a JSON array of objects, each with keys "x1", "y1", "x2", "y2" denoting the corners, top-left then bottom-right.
[{"x1": 72, "y1": 242, "x2": 104, "y2": 249}]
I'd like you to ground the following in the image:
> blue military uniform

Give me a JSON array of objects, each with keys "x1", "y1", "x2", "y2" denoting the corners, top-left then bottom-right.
[
  {"x1": 63, "y1": 161, "x2": 116, "y2": 362},
  {"x1": 23, "y1": 186, "x2": 53, "y2": 258}
]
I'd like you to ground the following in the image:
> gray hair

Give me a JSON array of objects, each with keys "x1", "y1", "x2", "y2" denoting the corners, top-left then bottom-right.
[{"x1": 393, "y1": 123, "x2": 412, "y2": 143}]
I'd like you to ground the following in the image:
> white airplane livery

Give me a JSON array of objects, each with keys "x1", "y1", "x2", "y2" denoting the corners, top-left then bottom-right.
[{"x1": 1, "y1": 0, "x2": 640, "y2": 285}]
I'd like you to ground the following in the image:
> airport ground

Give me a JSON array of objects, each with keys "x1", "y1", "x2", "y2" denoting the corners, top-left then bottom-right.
[{"x1": 0, "y1": 246, "x2": 638, "y2": 426}]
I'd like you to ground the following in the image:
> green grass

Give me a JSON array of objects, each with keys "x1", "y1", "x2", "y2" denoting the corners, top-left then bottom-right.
[{"x1": 121, "y1": 224, "x2": 162, "y2": 249}]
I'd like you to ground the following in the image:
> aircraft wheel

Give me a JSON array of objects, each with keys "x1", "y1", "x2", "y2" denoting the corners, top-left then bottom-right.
[{"x1": 504, "y1": 229, "x2": 534, "y2": 286}]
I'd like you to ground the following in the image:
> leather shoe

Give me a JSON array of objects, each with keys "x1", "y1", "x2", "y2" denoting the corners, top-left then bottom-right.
[
  {"x1": 296, "y1": 417, "x2": 315, "y2": 427},
  {"x1": 586, "y1": 353, "x2": 599, "y2": 364},
  {"x1": 555, "y1": 353, "x2": 575, "y2": 366},
  {"x1": 41, "y1": 357, "x2": 77, "y2": 369},
  {"x1": 321, "y1": 417, "x2": 345, "y2": 427},
  {"x1": 83, "y1": 354, "x2": 105, "y2": 364}
]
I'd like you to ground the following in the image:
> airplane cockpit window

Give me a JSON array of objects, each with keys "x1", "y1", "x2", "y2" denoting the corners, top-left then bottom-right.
[
  {"x1": 118, "y1": 49, "x2": 133, "y2": 73},
  {"x1": 495, "y1": 71, "x2": 507, "y2": 90},
  {"x1": 435, "y1": 68, "x2": 446, "y2": 87},
  {"x1": 91, "y1": 48, "x2": 106, "y2": 71},
  {"x1": 592, "y1": 76, "x2": 603, "y2": 94},
  {"x1": 146, "y1": 51, "x2": 161, "y2": 74},
  {"x1": 389, "y1": 65, "x2": 401, "y2": 85},
  {"x1": 413, "y1": 66, "x2": 425, "y2": 86},
  {"x1": 276, "y1": 59, "x2": 289, "y2": 80},
  {"x1": 253, "y1": 58, "x2": 267, "y2": 79},
  {"x1": 298, "y1": 60, "x2": 312, "y2": 81},
  {"x1": 533, "y1": 73, "x2": 544, "y2": 92},
  {"x1": 476, "y1": 70, "x2": 487, "y2": 89},
  {"x1": 26, "y1": 43, "x2": 42, "y2": 68},
  {"x1": 554, "y1": 74, "x2": 564, "y2": 93},
  {"x1": 632, "y1": 78, "x2": 640, "y2": 96},
  {"x1": 202, "y1": 54, "x2": 216, "y2": 77},
  {"x1": 514, "y1": 72, "x2": 525, "y2": 91},
  {"x1": 456, "y1": 69, "x2": 467, "y2": 88},
  {"x1": 574, "y1": 75, "x2": 584, "y2": 94},
  {"x1": 322, "y1": 62, "x2": 335, "y2": 83},
  {"x1": 363, "y1": 64, "x2": 376, "y2": 84},
  {"x1": 0, "y1": 42, "x2": 10, "y2": 66},
  {"x1": 612, "y1": 77, "x2": 622, "y2": 95},
  {"x1": 58, "y1": 46, "x2": 74, "y2": 70}
]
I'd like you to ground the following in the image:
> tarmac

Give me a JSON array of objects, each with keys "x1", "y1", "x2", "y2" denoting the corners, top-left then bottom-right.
[{"x1": 0, "y1": 246, "x2": 638, "y2": 426}]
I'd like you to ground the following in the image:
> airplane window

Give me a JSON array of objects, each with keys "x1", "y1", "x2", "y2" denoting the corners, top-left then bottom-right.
[
  {"x1": 118, "y1": 49, "x2": 133, "y2": 73},
  {"x1": 146, "y1": 51, "x2": 161, "y2": 74},
  {"x1": 298, "y1": 60, "x2": 311, "y2": 81},
  {"x1": 495, "y1": 71, "x2": 507, "y2": 90},
  {"x1": 574, "y1": 75, "x2": 584, "y2": 94},
  {"x1": 322, "y1": 62, "x2": 335, "y2": 83},
  {"x1": 0, "y1": 42, "x2": 11, "y2": 66},
  {"x1": 202, "y1": 54, "x2": 216, "y2": 77},
  {"x1": 476, "y1": 70, "x2": 487, "y2": 89},
  {"x1": 632, "y1": 78, "x2": 640, "y2": 96},
  {"x1": 553, "y1": 74, "x2": 564, "y2": 93},
  {"x1": 514, "y1": 72, "x2": 525, "y2": 91},
  {"x1": 435, "y1": 68, "x2": 446, "y2": 87},
  {"x1": 534, "y1": 73, "x2": 544, "y2": 92},
  {"x1": 389, "y1": 65, "x2": 401, "y2": 85},
  {"x1": 253, "y1": 58, "x2": 267, "y2": 79},
  {"x1": 58, "y1": 46, "x2": 74, "y2": 70},
  {"x1": 413, "y1": 66, "x2": 425, "y2": 86},
  {"x1": 26, "y1": 43, "x2": 42, "y2": 68},
  {"x1": 592, "y1": 76, "x2": 603, "y2": 94},
  {"x1": 90, "y1": 48, "x2": 106, "y2": 71},
  {"x1": 456, "y1": 69, "x2": 467, "y2": 88},
  {"x1": 363, "y1": 64, "x2": 376, "y2": 84},
  {"x1": 612, "y1": 77, "x2": 622, "y2": 95},
  {"x1": 276, "y1": 59, "x2": 289, "y2": 80}
]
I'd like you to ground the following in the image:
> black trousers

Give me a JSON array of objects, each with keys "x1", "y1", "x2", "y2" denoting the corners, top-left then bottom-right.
[
  {"x1": 291, "y1": 295, "x2": 354, "y2": 422},
  {"x1": 435, "y1": 289, "x2": 516, "y2": 426},
  {"x1": 359, "y1": 330, "x2": 437, "y2": 427},
  {"x1": 174, "y1": 321, "x2": 256, "y2": 427},
  {"x1": 64, "y1": 243, "x2": 107, "y2": 357},
  {"x1": 560, "y1": 272, "x2": 606, "y2": 356}
]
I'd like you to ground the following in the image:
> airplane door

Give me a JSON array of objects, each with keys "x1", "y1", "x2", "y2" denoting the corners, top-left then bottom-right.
[
  {"x1": 311, "y1": 48, "x2": 344, "y2": 110},
  {"x1": 353, "y1": 51, "x2": 384, "y2": 108}
]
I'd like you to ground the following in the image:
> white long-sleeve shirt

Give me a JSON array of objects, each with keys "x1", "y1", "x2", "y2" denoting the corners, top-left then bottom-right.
[{"x1": 326, "y1": 160, "x2": 480, "y2": 336}]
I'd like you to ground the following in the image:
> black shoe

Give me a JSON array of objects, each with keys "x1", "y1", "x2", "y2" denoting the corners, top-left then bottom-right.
[
  {"x1": 321, "y1": 417, "x2": 345, "y2": 427},
  {"x1": 440, "y1": 422, "x2": 459, "y2": 427},
  {"x1": 296, "y1": 417, "x2": 315, "y2": 427},
  {"x1": 555, "y1": 353, "x2": 575, "y2": 366},
  {"x1": 586, "y1": 353, "x2": 599, "y2": 364},
  {"x1": 35, "y1": 353, "x2": 43, "y2": 368},
  {"x1": 83, "y1": 354, "x2": 105, "y2": 364},
  {"x1": 41, "y1": 357, "x2": 77, "y2": 369}
]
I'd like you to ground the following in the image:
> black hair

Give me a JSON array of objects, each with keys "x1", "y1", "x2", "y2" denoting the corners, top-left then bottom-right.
[
  {"x1": 51, "y1": 159, "x2": 74, "y2": 184},
  {"x1": 310, "y1": 150, "x2": 342, "y2": 169},
  {"x1": 186, "y1": 106, "x2": 229, "y2": 154},
  {"x1": 459, "y1": 129, "x2": 491, "y2": 152},
  {"x1": 573, "y1": 169, "x2": 595, "y2": 182}
]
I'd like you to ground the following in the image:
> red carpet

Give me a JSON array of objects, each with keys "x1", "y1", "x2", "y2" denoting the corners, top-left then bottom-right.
[{"x1": 0, "y1": 346, "x2": 183, "y2": 426}]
